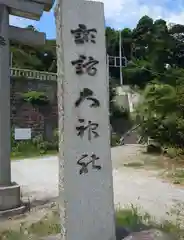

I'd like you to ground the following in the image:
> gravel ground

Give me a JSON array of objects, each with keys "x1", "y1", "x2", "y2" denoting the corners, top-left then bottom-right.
[{"x1": 10, "y1": 144, "x2": 184, "y2": 222}]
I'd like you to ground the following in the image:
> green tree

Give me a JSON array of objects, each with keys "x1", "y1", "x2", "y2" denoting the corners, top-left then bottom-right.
[{"x1": 135, "y1": 83, "x2": 178, "y2": 145}]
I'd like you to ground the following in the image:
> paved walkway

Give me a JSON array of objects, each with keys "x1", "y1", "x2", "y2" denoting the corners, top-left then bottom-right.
[{"x1": 11, "y1": 145, "x2": 184, "y2": 222}]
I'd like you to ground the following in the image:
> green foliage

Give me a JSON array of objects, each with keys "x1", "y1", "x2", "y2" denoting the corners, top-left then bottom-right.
[
  {"x1": 116, "y1": 205, "x2": 184, "y2": 239},
  {"x1": 11, "y1": 19, "x2": 184, "y2": 150},
  {"x1": 166, "y1": 147, "x2": 184, "y2": 159},
  {"x1": 11, "y1": 129, "x2": 58, "y2": 158},
  {"x1": 116, "y1": 205, "x2": 147, "y2": 230},
  {"x1": 135, "y1": 82, "x2": 184, "y2": 147},
  {"x1": 111, "y1": 133, "x2": 121, "y2": 147},
  {"x1": 21, "y1": 91, "x2": 49, "y2": 105},
  {"x1": 11, "y1": 21, "x2": 184, "y2": 84},
  {"x1": 105, "y1": 15, "x2": 184, "y2": 87},
  {"x1": 10, "y1": 25, "x2": 56, "y2": 72},
  {"x1": 143, "y1": 83, "x2": 176, "y2": 114},
  {"x1": 122, "y1": 61, "x2": 154, "y2": 88},
  {"x1": 11, "y1": 125, "x2": 118, "y2": 157}
]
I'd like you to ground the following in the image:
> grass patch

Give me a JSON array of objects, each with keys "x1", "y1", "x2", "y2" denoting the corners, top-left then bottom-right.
[
  {"x1": 11, "y1": 130, "x2": 58, "y2": 161},
  {"x1": 163, "y1": 168, "x2": 184, "y2": 185},
  {"x1": 0, "y1": 205, "x2": 184, "y2": 239},
  {"x1": 115, "y1": 204, "x2": 184, "y2": 239},
  {"x1": 11, "y1": 150, "x2": 58, "y2": 160},
  {"x1": 116, "y1": 204, "x2": 151, "y2": 231},
  {"x1": 27, "y1": 210, "x2": 60, "y2": 236},
  {"x1": 122, "y1": 146, "x2": 184, "y2": 186},
  {"x1": 128, "y1": 153, "x2": 184, "y2": 185},
  {"x1": 166, "y1": 147, "x2": 184, "y2": 159},
  {"x1": 0, "y1": 210, "x2": 60, "y2": 239}
]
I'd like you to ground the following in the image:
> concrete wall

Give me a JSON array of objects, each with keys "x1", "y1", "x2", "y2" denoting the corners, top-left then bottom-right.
[
  {"x1": 115, "y1": 85, "x2": 141, "y2": 113},
  {"x1": 10, "y1": 77, "x2": 57, "y2": 140}
]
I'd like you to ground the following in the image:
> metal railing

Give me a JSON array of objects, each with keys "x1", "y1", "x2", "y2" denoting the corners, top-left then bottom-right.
[
  {"x1": 10, "y1": 55, "x2": 128, "y2": 81},
  {"x1": 10, "y1": 67, "x2": 57, "y2": 81},
  {"x1": 108, "y1": 55, "x2": 128, "y2": 68}
]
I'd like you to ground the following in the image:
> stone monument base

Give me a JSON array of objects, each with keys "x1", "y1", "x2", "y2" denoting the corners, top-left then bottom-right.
[{"x1": 0, "y1": 182, "x2": 25, "y2": 217}]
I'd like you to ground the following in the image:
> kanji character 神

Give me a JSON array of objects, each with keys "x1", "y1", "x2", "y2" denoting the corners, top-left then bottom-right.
[{"x1": 76, "y1": 118, "x2": 99, "y2": 141}]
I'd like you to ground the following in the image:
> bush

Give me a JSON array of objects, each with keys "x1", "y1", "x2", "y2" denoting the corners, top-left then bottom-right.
[
  {"x1": 21, "y1": 91, "x2": 49, "y2": 105},
  {"x1": 165, "y1": 147, "x2": 184, "y2": 159},
  {"x1": 135, "y1": 82, "x2": 183, "y2": 147},
  {"x1": 111, "y1": 133, "x2": 121, "y2": 147},
  {"x1": 11, "y1": 129, "x2": 58, "y2": 158}
]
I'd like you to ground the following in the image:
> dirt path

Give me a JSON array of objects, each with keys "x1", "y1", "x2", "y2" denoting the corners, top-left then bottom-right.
[
  {"x1": 112, "y1": 145, "x2": 184, "y2": 222},
  {"x1": 1, "y1": 145, "x2": 184, "y2": 231}
]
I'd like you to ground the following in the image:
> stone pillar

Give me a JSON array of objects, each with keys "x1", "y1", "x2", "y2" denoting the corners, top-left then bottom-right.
[
  {"x1": 55, "y1": 0, "x2": 116, "y2": 239},
  {"x1": 0, "y1": 0, "x2": 53, "y2": 216},
  {"x1": 0, "y1": 5, "x2": 22, "y2": 214},
  {"x1": 0, "y1": 4, "x2": 11, "y2": 186}
]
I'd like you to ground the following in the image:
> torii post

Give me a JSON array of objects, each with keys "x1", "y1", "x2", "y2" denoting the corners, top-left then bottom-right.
[{"x1": 0, "y1": 0, "x2": 54, "y2": 213}]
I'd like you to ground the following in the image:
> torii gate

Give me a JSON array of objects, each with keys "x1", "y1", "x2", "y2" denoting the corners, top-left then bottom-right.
[{"x1": 0, "y1": 0, "x2": 54, "y2": 214}]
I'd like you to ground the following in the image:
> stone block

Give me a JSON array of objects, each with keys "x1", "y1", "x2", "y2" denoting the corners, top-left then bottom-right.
[
  {"x1": 0, "y1": 205, "x2": 26, "y2": 218},
  {"x1": 0, "y1": 183, "x2": 21, "y2": 211}
]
